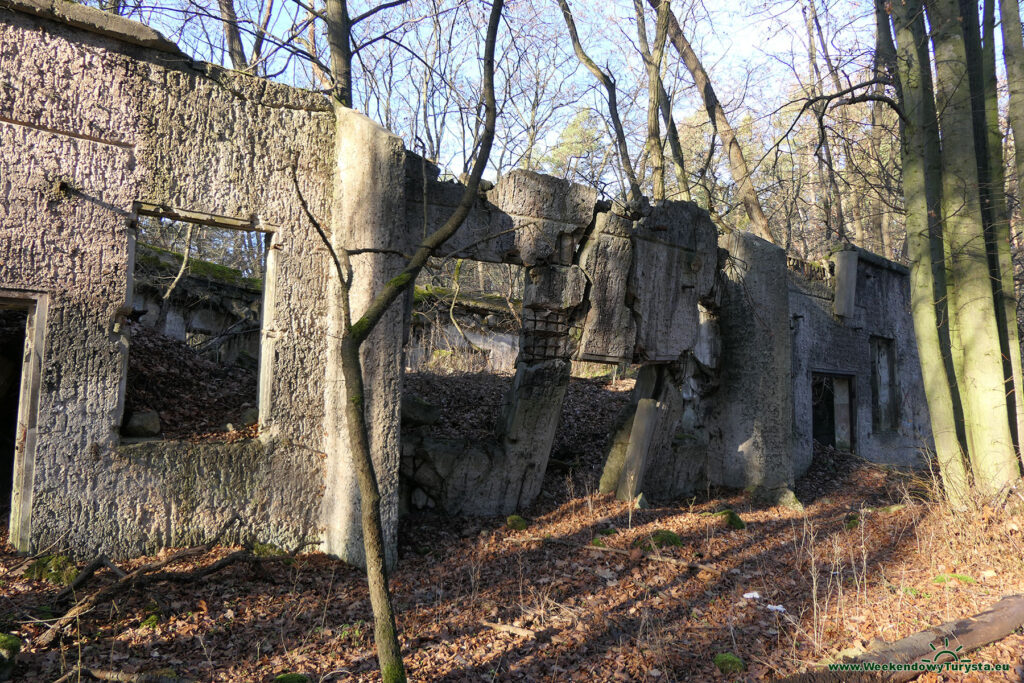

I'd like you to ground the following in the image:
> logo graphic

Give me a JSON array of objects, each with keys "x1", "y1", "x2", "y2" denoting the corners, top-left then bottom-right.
[{"x1": 920, "y1": 637, "x2": 971, "y2": 666}]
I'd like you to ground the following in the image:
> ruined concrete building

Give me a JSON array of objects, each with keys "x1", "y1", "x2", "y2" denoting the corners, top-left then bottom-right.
[{"x1": 0, "y1": 0, "x2": 932, "y2": 565}]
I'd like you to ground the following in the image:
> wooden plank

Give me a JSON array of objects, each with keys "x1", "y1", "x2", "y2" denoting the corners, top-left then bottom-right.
[{"x1": 135, "y1": 202, "x2": 259, "y2": 232}]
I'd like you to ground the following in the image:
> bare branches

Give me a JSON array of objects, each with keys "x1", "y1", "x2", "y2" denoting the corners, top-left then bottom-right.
[
  {"x1": 557, "y1": 0, "x2": 641, "y2": 203},
  {"x1": 345, "y1": 0, "x2": 504, "y2": 347}
]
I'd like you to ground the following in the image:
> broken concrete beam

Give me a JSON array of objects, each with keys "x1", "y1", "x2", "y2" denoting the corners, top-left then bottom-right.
[
  {"x1": 408, "y1": 169, "x2": 598, "y2": 266},
  {"x1": 495, "y1": 358, "x2": 571, "y2": 512},
  {"x1": 523, "y1": 264, "x2": 587, "y2": 311},
  {"x1": 693, "y1": 305, "x2": 721, "y2": 371},
  {"x1": 599, "y1": 407, "x2": 637, "y2": 494},
  {"x1": 616, "y1": 398, "x2": 661, "y2": 501},
  {"x1": 630, "y1": 202, "x2": 718, "y2": 363},
  {"x1": 576, "y1": 211, "x2": 636, "y2": 364},
  {"x1": 486, "y1": 169, "x2": 597, "y2": 228},
  {"x1": 711, "y1": 231, "x2": 793, "y2": 491}
]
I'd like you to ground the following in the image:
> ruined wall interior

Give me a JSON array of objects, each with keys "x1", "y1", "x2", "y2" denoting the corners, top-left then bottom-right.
[
  {"x1": 1, "y1": 0, "x2": 934, "y2": 567},
  {"x1": 789, "y1": 248, "x2": 931, "y2": 474},
  {"x1": 1, "y1": 0, "x2": 333, "y2": 558}
]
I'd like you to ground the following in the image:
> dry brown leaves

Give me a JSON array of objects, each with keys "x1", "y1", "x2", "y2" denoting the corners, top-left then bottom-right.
[{"x1": 4, "y1": 400, "x2": 1024, "y2": 681}]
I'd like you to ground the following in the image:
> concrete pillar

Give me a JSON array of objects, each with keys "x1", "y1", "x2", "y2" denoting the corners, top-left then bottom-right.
[
  {"x1": 833, "y1": 376, "x2": 852, "y2": 451},
  {"x1": 617, "y1": 398, "x2": 660, "y2": 501},
  {"x1": 712, "y1": 231, "x2": 793, "y2": 491},
  {"x1": 322, "y1": 108, "x2": 408, "y2": 569},
  {"x1": 833, "y1": 249, "x2": 858, "y2": 318}
]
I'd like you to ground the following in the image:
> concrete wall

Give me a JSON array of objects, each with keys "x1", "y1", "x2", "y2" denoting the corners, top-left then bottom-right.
[
  {"x1": 789, "y1": 248, "x2": 931, "y2": 473},
  {"x1": 0, "y1": 0, "x2": 333, "y2": 557},
  {"x1": 0, "y1": 0, "x2": 936, "y2": 564},
  {"x1": 708, "y1": 231, "x2": 794, "y2": 494}
]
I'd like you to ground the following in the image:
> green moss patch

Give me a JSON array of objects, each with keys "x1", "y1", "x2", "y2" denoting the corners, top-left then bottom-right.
[
  {"x1": 0, "y1": 632, "x2": 21, "y2": 659},
  {"x1": 25, "y1": 555, "x2": 78, "y2": 586},
  {"x1": 710, "y1": 509, "x2": 746, "y2": 530},
  {"x1": 932, "y1": 573, "x2": 976, "y2": 585},
  {"x1": 713, "y1": 652, "x2": 745, "y2": 674},
  {"x1": 506, "y1": 515, "x2": 529, "y2": 531},
  {"x1": 634, "y1": 529, "x2": 684, "y2": 550}
]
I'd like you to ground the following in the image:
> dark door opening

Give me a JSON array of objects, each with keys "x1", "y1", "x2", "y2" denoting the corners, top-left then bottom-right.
[
  {"x1": 811, "y1": 373, "x2": 853, "y2": 451},
  {"x1": 0, "y1": 309, "x2": 28, "y2": 523}
]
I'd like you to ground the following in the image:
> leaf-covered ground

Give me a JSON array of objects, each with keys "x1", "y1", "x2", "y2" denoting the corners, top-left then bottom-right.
[{"x1": 3, "y1": 389, "x2": 1024, "y2": 681}]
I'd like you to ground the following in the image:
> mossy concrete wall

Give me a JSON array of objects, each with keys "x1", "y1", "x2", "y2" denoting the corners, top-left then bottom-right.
[{"x1": 0, "y1": 0, "x2": 332, "y2": 558}]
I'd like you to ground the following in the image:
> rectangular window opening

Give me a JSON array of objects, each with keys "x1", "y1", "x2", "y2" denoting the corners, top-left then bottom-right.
[
  {"x1": 126, "y1": 214, "x2": 272, "y2": 441},
  {"x1": 405, "y1": 257, "x2": 523, "y2": 376}
]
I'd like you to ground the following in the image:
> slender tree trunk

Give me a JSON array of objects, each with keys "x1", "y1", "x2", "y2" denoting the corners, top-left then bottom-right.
[
  {"x1": 993, "y1": 0, "x2": 1024, "y2": 451},
  {"x1": 323, "y1": 2, "x2": 505, "y2": 679},
  {"x1": 889, "y1": 0, "x2": 971, "y2": 503},
  {"x1": 635, "y1": 0, "x2": 669, "y2": 200},
  {"x1": 926, "y1": 0, "x2": 1021, "y2": 495},
  {"x1": 654, "y1": 0, "x2": 775, "y2": 242},
  {"x1": 1002, "y1": 0, "x2": 1024, "y2": 195},
  {"x1": 658, "y1": 78, "x2": 692, "y2": 201},
  {"x1": 325, "y1": 0, "x2": 353, "y2": 108},
  {"x1": 217, "y1": 0, "x2": 249, "y2": 70}
]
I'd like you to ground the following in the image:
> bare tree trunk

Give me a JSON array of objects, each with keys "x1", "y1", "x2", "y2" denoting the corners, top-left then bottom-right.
[
  {"x1": 991, "y1": 0, "x2": 1024, "y2": 451},
  {"x1": 326, "y1": 0, "x2": 353, "y2": 108},
  {"x1": 889, "y1": 0, "x2": 971, "y2": 503},
  {"x1": 634, "y1": 0, "x2": 669, "y2": 200},
  {"x1": 217, "y1": 0, "x2": 249, "y2": 69},
  {"x1": 927, "y1": 0, "x2": 1021, "y2": 496},
  {"x1": 323, "y1": 2, "x2": 504, "y2": 679},
  {"x1": 654, "y1": 0, "x2": 775, "y2": 242},
  {"x1": 558, "y1": 0, "x2": 641, "y2": 203},
  {"x1": 1002, "y1": 0, "x2": 1024, "y2": 196}
]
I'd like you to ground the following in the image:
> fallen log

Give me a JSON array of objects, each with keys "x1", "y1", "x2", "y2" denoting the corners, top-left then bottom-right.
[
  {"x1": 55, "y1": 554, "x2": 109, "y2": 602},
  {"x1": 780, "y1": 594, "x2": 1024, "y2": 682},
  {"x1": 53, "y1": 667, "x2": 191, "y2": 683},
  {"x1": 480, "y1": 620, "x2": 536, "y2": 638},
  {"x1": 36, "y1": 516, "x2": 239, "y2": 648},
  {"x1": 854, "y1": 594, "x2": 1024, "y2": 681}
]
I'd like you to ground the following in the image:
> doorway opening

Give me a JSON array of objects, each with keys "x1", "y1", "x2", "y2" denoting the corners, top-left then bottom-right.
[
  {"x1": 811, "y1": 373, "x2": 854, "y2": 451},
  {"x1": 0, "y1": 308, "x2": 27, "y2": 526}
]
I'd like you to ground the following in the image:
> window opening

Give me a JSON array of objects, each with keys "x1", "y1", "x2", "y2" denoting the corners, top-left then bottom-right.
[
  {"x1": 126, "y1": 214, "x2": 269, "y2": 440},
  {"x1": 406, "y1": 257, "x2": 523, "y2": 375}
]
